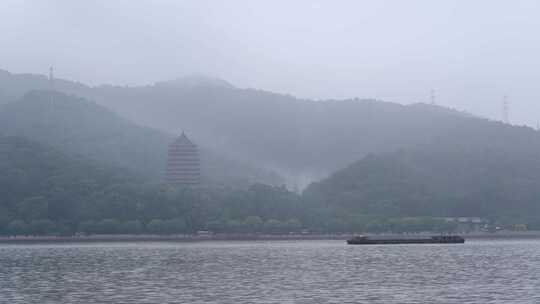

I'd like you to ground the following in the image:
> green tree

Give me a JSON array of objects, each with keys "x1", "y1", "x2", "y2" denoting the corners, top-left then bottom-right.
[
  {"x1": 225, "y1": 219, "x2": 244, "y2": 233},
  {"x1": 54, "y1": 222, "x2": 73, "y2": 236},
  {"x1": 121, "y1": 220, "x2": 143, "y2": 234},
  {"x1": 263, "y1": 219, "x2": 283, "y2": 234},
  {"x1": 78, "y1": 220, "x2": 96, "y2": 235},
  {"x1": 285, "y1": 218, "x2": 302, "y2": 232},
  {"x1": 28, "y1": 219, "x2": 56, "y2": 235},
  {"x1": 0, "y1": 206, "x2": 11, "y2": 234},
  {"x1": 147, "y1": 219, "x2": 167, "y2": 234},
  {"x1": 7, "y1": 220, "x2": 29, "y2": 236},
  {"x1": 243, "y1": 216, "x2": 263, "y2": 232},
  {"x1": 206, "y1": 219, "x2": 225, "y2": 233},
  {"x1": 18, "y1": 196, "x2": 48, "y2": 220},
  {"x1": 165, "y1": 218, "x2": 187, "y2": 234},
  {"x1": 95, "y1": 219, "x2": 121, "y2": 234}
]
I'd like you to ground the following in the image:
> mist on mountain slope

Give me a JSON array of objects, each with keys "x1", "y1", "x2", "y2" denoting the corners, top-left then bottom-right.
[
  {"x1": 0, "y1": 89, "x2": 284, "y2": 188},
  {"x1": 2, "y1": 69, "x2": 539, "y2": 191}
]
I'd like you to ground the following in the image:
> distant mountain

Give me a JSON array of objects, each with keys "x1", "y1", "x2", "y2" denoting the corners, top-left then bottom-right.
[
  {"x1": 0, "y1": 90, "x2": 283, "y2": 188},
  {"x1": 0, "y1": 90, "x2": 167, "y2": 178},
  {"x1": 77, "y1": 80, "x2": 520, "y2": 189},
  {"x1": 4, "y1": 69, "x2": 540, "y2": 230},
  {"x1": 0, "y1": 69, "x2": 89, "y2": 101},
  {"x1": 155, "y1": 75, "x2": 234, "y2": 89},
  {"x1": 1, "y1": 68, "x2": 538, "y2": 190},
  {"x1": 304, "y1": 137, "x2": 540, "y2": 222}
]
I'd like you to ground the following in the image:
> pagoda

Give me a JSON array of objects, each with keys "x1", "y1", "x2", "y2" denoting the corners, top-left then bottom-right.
[{"x1": 165, "y1": 132, "x2": 200, "y2": 185}]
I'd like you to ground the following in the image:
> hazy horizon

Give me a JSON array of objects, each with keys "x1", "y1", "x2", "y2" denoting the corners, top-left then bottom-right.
[{"x1": 2, "y1": 0, "x2": 540, "y2": 126}]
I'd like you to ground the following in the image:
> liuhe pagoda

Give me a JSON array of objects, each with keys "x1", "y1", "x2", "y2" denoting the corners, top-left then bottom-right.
[{"x1": 165, "y1": 132, "x2": 200, "y2": 185}]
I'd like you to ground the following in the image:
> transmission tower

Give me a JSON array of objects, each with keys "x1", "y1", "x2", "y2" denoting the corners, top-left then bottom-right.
[
  {"x1": 430, "y1": 89, "x2": 436, "y2": 105},
  {"x1": 48, "y1": 66, "x2": 55, "y2": 105},
  {"x1": 48, "y1": 66, "x2": 54, "y2": 90},
  {"x1": 502, "y1": 95, "x2": 509, "y2": 124}
]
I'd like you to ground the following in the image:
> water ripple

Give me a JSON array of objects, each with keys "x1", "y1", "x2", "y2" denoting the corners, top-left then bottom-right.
[{"x1": 1, "y1": 240, "x2": 540, "y2": 303}]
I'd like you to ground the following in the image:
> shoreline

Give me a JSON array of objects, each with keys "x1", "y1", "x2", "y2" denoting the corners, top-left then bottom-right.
[{"x1": 2, "y1": 231, "x2": 540, "y2": 244}]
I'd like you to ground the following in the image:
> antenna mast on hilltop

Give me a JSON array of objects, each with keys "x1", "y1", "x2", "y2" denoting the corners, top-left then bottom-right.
[
  {"x1": 48, "y1": 66, "x2": 55, "y2": 105},
  {"x1": 502, "y1": 95, "x2": 509, "y2": 124},
  {"x1": 430, "y1": 89, "x2": 436, "y2": 105},
  {"x1": 48, "y1": 66, "x2": 54, "y2": 90}
]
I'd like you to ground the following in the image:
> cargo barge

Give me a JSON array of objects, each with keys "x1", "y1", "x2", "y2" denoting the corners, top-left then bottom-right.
[{"x1": 347, "y1": 235, "x2": 465, "y2": 245}]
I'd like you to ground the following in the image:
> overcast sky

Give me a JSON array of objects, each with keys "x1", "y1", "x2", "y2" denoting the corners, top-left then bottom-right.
[{"x1": 2, "y1": 0, "x2": 540, "y2": 126}]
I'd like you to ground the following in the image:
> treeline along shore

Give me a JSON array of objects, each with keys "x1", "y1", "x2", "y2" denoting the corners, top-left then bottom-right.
[{"x1": 2, "y1": 231, "x2": 540, "y2": 244}]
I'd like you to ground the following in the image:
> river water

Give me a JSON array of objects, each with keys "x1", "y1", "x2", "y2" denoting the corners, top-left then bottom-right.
[{"x1": 1, "y1": 239, "x2": 539, "y2": 303}]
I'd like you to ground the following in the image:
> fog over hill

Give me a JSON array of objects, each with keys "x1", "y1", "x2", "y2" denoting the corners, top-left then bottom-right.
[
  {"x1": 0, "y1": 89, "x2": 283, "y2": 188},
  {"x1": 3, "y1": 1, "x2": 540, "y2": 126},
  {"x1": 0, "y1": 134, "x2": 305, "y2": 235},
  {"x1": 3, "y1": 68, "x2": 540, "y2": 227},
  {"x1": 304, "y1": 140, "x2": 540, "y2": 222},
  {"x1": 2, "y1": 69, "x2": 539, "y2": 190}
]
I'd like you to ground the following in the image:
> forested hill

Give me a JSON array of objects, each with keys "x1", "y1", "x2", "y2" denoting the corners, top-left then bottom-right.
[
  {"x1": 0, "y1": 134, "x2": 307, "y2": 236},
  {"x1": 0, "y1": 90, "x2": 283, "y2": 188},
  {"x1": 303, "y1": 140, "x2": 540, "y2": 224},
  {"x1": 0, "y1": 69, "x2": 89, "y2": 101},
  {"x1": 0, "y1": 90, "x2": 169, "y2": 179},
  {"x1": 86, "y1": 83, "x2": 538, "y2": 192},
  {"x1": 2, "y1": 69, "x2": 540, "y2": 191},
  {"x1": 0, "y1": 135, "x2": 139, "y2": 230},
  {"x1": 83, "y1": 82, "x2": 480, "y2": 183},
  {"x1": 0, "y1": 69, "x2": 484, "y2": 187}
]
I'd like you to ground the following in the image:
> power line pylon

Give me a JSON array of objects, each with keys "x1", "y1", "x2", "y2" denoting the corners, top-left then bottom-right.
[
  {"x1": 502, "y1": 95, "x2": 509, "y2": 124},
  {"x1": 48, "y1": 66, "x2": 54, "y2": 90}
]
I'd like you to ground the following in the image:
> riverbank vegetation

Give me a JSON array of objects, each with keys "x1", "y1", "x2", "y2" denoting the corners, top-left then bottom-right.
[{"x1": 0, "y1": 134, "x2": 537, "y2": 237}]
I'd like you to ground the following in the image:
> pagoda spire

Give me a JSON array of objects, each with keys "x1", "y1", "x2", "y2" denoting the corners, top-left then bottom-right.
[{"x1": 166, "y1": 131, "x2": 200, "y2": 185}]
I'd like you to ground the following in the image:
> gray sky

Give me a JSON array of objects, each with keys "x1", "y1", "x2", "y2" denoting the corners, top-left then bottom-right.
[{"x1": 2, "y1": 0, "x2": 540, "y2": 126}]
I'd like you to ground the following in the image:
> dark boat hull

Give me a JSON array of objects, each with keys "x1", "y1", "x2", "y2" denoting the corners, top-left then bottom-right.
[{"x1": 347, "y1": 236, "x2": 465, "y2": 245}]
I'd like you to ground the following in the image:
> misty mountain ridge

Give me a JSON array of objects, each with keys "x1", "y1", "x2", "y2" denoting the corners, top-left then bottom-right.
[
  {"x1": 0, "y1": 90, "x2": 167, "y2": 177},
  {"x1": 0, "y1": 69, "x2": 89, "y2": 102},
  {"x1": 154, "y1": 75, "x2": 234, "y2": 89},
  {"x1": 304, "y1": 143, "x2": 540, "y2": 223},
  {"x1": 0, "y1": 68, "x2": 494, "y2": 189},
  {"x1": 0, "y1": 90, "x2": 284, "y2": 188},
  {"x1": 3, "y1": 69, "x2": 540, "y2": 223}
]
